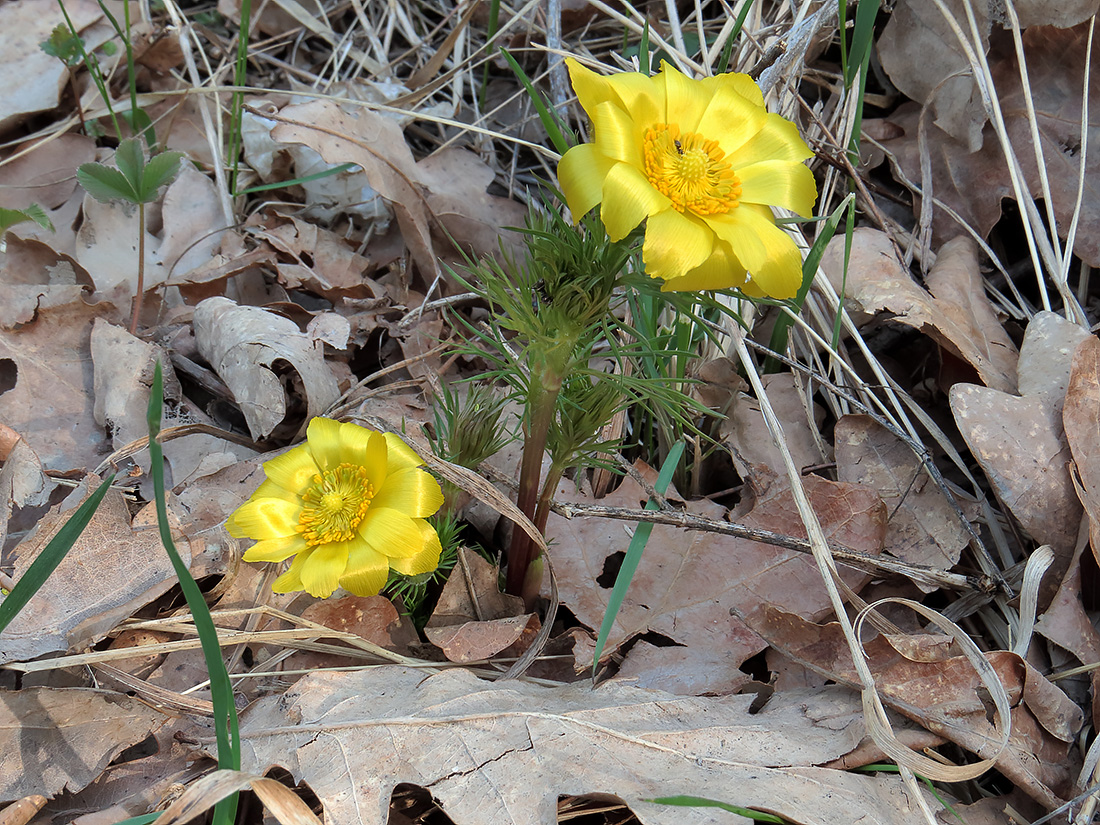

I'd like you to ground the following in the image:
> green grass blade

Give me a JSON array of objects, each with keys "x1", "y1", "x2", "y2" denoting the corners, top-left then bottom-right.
[
  {"x1": 229, "y1": 0, "x2": 254, "y2": 195},
  {"x1": 646, "y1": 795, "x2": 789, "y2": 823},
  {"x1": 638, "y1": 19, "x2": 651, "y2": 75},
  {"x1": 500, "y1": 48, "x2": 572, "y2": 155},
  {"x1": 717, "y1": 0, "x2": 756, "y2": 73},
  {"x1": 0, "y1": 473, "x2": 116, "y2": 633},
  {"x1": 234, "y1": 161, "x2": 356, "y2": 196},
  {"x1": 765, "y1": 192, "x2": 853, "y2": 373},
  {"x1": 113, "y1": 814, "x2": 161, "y2": 825},
  {"x1": 848, "y1": 0, "x2": 881, "y2": 90},
  {"x1": 147, "y1": 362, "x2": 240, "y2": 825},
  {"x1": 591, "y1": 440, "x2": 684, "y2": 679}
]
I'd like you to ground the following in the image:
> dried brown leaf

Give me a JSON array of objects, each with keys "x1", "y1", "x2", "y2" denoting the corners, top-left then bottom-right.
[
  {"x1": 835, "y1": 414, "x2": 970, "y2": 577},
  {"x1": 1063, "y1": 335, "x2": 1100, "y2": 564},
  {"x1": 237, "y1": 666, "x2": 937, "y2": 825},
  {"x1": 821, "y1": 230, "x2": 1018, "y2": 392},
  {"x1": 193, "y1": 297, "x2": 340, "y2": 440},
  {"x1": 742, "y1": 605, "x2": 1082, "y2": 809},
  {"x1": 0, "y1": 688, "x2": 165, "y2": 800},
  {"x1": 0, "y1": 477, "x2": 191, "y2": 664},
  {"x1": 545, "y1": 466, "x2": 885, "y2": 694}
]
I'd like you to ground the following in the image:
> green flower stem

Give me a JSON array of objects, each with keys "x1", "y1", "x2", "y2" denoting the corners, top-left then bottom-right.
[
  {"x1": 521, "y1": 460, "x2": 566, "y2": 605},
  {"x1": 505, "y1": 368, "x2": 562, "y2": 606}
]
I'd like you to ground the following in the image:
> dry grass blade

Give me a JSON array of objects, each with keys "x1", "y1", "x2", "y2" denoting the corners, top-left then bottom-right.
[{"x1": 153, "y1": 770, "x2": 320, "y2": 825}]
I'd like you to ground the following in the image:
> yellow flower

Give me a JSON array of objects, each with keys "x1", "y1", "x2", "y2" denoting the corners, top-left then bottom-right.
[
  {"x1": 227, "y1": 418, "x2": 444, "y2": 598},
  {"x1": 557, "y1": 58, "x2": 817, "y2": 297}
]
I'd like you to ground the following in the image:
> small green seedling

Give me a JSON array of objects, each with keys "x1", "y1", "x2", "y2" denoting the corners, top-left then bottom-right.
[{"x1": 77, "y1": 138, "x2": 183, "y2": 334}]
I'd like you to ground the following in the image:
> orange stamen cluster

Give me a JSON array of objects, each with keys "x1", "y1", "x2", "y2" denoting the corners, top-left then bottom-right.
[
  {"x1": 642, "y1": 123, "x2": 742, "y2": 215},
  {"x1": 297, "y1": 463, "x2": 375, "y2": 546}
]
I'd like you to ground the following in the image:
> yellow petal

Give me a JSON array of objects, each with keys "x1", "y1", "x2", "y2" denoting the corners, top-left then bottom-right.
[
  {"x1": 642, "y1": 209, "x2": 714, "y2": 281},
  {"x1": 358, "y1": 506, "x2": 427, "y2": 559},
  {"x1": 372, "y1": 466, "x2": 444, "y2": 518},
  {"x1": 727, "y1": 113, "x2": 813, "y2": 167},
  {"x1": 299, "y1": 541, "x2": 350, "y2": 598},
  {"x1": 383, "y1": 433, "x2": 425, "y2": 473},
  {"x1": 305, "y1": 417, "x2": 343, "y2": 470},
  {"x1": 603, "y1": 72, "x2": 660, "y2": 125},
  {"x1": 592, "y1": 100, "x2": 644, "y2": 167},
  {"x1": 737, "y1": 160, "x2": 817, "y2": 217},
  {"x1": 696, "y1": 84, "x2": 768, "y2": 156},
  {"x1": 272, "y1": 548, "x2": 312, "y2": 593},
  {"x1": 558, "y1": 143, "x2": 614, "y2": 221},
  {"x1": 659, "y1": 241, "x2": 748, "y2": 292},
  {"x1": 566, "y1": 58, "x2": 617, "y2": 116},
  {"x1": 708, "y1": 71, "x2": 765, "y2": 108},
  {"x1": 388, "y1": 520, "x2": 442, "y2": 576},
  {"x1": 600, "y1": 163, "x2": 669, "y2": 241},
  {"x1": 334, "y1": 425, "x2": 387, "y2": 487},
  {"x1": 242, "y1": 533, "x2": 308, "y2": 563},
  {"x1": 656, "y1": 61, "x2": 709, "y2": 132},
  {"x1": 227, "y1": 497, "x2": 302, "y2": 540},
  {"x1": 248, "y1": 479, "x2": 301, "y2": 504},
  {"x1": 338, "y1": 540, "x2": 390, "y2": 596},
  {"x1": 709, "y1": 204, "x2": 804, "y2": 298},
  {"x1": 262, "y1": 444, "x2": 320, "y2": 495}
]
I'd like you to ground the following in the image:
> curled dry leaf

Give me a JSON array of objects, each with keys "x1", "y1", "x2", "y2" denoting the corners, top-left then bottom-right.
[
  {"x1": 834, "y1": 414, "x2": 970, "y2": 578},
  {"x1": 266, "y1": 99, "x2": 436, "y2": 278},
  {"x1": 881, "y1": 23, "x2": 1100, "y2": 266},
  {"x1": 876, "y1": 0, "x2": 989, "y2": 150},
  {"x1": 1062, "y1": 335, "x2": 1100, "y2": 565},
  {"x1": 245, "y1": 211, "x2": 382, "y2": 299},
  {"x1": 0, "y1": 299, "x2": 114, "y2": 471},
  {"x1": 0, "y1": 477, "x2": 191, "y2": 665},
  {"x1": 0, "y1": 688, "x2": 165, "y2": 801},
  {"x1": 741, "y1": 605, "x2": 1082, "y2": 810},
  {"x1": 545, "y1": 465, "x2": 885, "y2": 695},
  {"x1": 822, "y1": 230, "x2": 1018, "y2": 393},
  {"x1": 0, "y1": 0, "x2": 105, "y2": 130},
  {"x1": 721, "y1": 371, "x2": 828, "y2": 479},
  {"x1": 425, "y1": 548, "x2": 536, "y2": 664},
  {"x1": 193, "y1": 296, "x2": 340, "y2": 440},
  {"x1": 237, "y1": 665, "x2": 939, "y2": 825},
  {"x1": 950, "y1": 312, "x2": 1091, "y2": 580}
]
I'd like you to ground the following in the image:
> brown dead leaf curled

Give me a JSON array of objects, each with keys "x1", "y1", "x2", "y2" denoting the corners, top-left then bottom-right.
[
  {"x1": 950, "y1": 312, "x2": 1090, "y2": 571},
  {"x1": 545, "y1": 465, "x2": 885, "y2": 694},
  {"x1": 424, "y1": 548, "x2": 536, "y2": 663},
  {"x1": 742, "y1": 605, "x2": 1082, "y2": 809},
  {"x1": 1062, "y1": 335, "x2": 1100, "y2": 566},
  {"x1": 0, "y1": 688, "x2": 166, "y2": 801},
  {"x1": 237, "y1": 666, "x2": 938, "y2": 825},
  {"x1": 193, "y1": 296, "x2": 340, "y2": 440},
  {"x1": 822, "y1": 229, "x2": 1018, "y2": 393},
  {"x1": 881, "y1": 24, "x2": 1100, "y2": 267},
  {"x1": 266, "y1": 99, "x2": 438, "y2": 279},
  {"x1": 0, "y1": 0, "x2": 105, "y2": 130},
  {"x1": 0, "y1": 299, "x2": 114, "y2": 471},
  {"x1": 877, "y1": 0, "x2": 989, "y2": 151},
  {"x1": 0, "y1": 477, "x2": 192, "y2": 665},
  {"x1": 834, "y1": 414, "x2": 970, "y2": 578}
]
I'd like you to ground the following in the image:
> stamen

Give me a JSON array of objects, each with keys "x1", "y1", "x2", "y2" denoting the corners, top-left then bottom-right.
[
  {"x1": 296, "y1": 463, "x2": 375, "y2": 546},
  {"x1": 642, "y1": 123, "x2": 742, "y2": 215}
]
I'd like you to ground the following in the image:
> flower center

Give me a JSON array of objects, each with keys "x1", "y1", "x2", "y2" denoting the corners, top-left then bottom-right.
[
  {"x1": 297, "y1": 463, "x2": 375, "y2": 546},
  {"x1": 642, "y1": 123, "x2": 742, "y2": 215}
]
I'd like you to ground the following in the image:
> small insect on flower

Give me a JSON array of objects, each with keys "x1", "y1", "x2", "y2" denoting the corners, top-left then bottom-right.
[
  {"x1": 226, "y1": 417, "x2": 444, "y2": 598},
  {"x1": 557, "y1": 59, "x2": 818, "y2": 297}
]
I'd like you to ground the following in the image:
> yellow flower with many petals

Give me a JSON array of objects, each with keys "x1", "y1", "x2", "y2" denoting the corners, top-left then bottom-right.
[
  {"x1": 227, "y1": 418, "x2": 444, "y2": 598},
  {"x1": 557, "y1": 58, "x2": 817, "y2": 297}
]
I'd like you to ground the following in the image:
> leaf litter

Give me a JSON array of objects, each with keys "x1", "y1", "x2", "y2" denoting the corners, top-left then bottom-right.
[{"x1": 0, "y1": 2, "x2": 1099, "y2": 825}]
